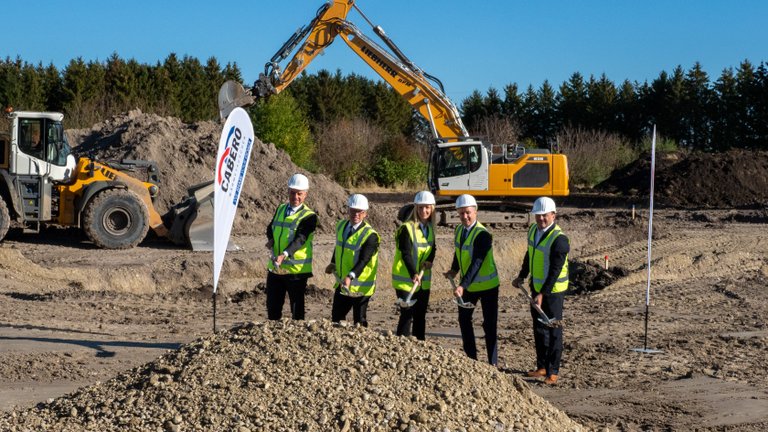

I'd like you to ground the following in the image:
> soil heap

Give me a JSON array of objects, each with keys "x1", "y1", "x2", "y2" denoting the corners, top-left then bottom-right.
[
  {"x1": 65, "y1": 110, "x2": 392, "y2": 234},
  {"x1": 0, "y1": 320, "x2": 584, "y2": 432},
  {"x1": 596, "y1": 149, "x2": 768, "y2": 208}
]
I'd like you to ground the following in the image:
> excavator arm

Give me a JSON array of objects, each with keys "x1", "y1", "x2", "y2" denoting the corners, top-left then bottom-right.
[{"x1": 221, "y1": 0, "x2": 467, "y2": 140}]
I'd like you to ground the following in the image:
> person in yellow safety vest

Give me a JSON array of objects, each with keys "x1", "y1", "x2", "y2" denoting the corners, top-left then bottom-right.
[
  {"x1": 513, "y1": 196, "x2": 570, "y2": 386},
  {"x1": 391, "y1": 191, "x2": 437, "y2": 340},
  {"x1": 325, "y1": 193, "x2": 380, "y2": 327},
  {"x1": 444, "y1": 194, "x2": 500, "y2": 366},
  {"x1": 265, "y1": 173, "x2": 317, "y2": 320}
]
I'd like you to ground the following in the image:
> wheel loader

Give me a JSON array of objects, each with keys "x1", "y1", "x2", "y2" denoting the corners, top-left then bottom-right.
[{"x1": 0, "y1": 108, "x2": 213, "y2": 250}]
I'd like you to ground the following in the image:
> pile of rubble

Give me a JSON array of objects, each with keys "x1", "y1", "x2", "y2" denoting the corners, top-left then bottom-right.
[{"x1": 0, "y1": 320, "x2": 584, "y2": 431}]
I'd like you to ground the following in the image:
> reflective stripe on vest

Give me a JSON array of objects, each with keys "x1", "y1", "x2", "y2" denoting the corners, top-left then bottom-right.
[
  {"x1": 527, "y1": 224, "x2": 569, "y2": 293},
  {"x1": 391, "y1": 222, "x2": 435, "y2": 291},
  {"x1": 335, "y1": 220, "x2": 379, "y2": 297},
  {"x1": 453, "y1": 222, "x2": 499, "y2": 292},
  {"x1": 268, "y1": 203, "x2": 315, "y2": 274}
]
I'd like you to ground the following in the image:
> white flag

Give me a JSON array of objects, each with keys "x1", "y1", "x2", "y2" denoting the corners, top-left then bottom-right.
[{"x1": 213, "y1": 107, "x2": 254, "y2": 293}]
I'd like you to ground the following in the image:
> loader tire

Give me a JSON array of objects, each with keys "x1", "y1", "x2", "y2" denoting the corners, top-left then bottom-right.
[
  {"x1": 0, "y1": 197, "x2": 10, "y2": 242},
  {"x1": 83, "y1": 189, "x2": 149, "y2": 249}
]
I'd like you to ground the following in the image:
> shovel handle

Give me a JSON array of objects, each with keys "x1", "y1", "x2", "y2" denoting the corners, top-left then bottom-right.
[{"x1": 403, "y1": 270, "x2": 425, "y2": 303}]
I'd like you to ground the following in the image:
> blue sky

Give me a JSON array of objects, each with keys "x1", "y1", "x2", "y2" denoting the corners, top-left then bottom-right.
[{"x1": 4, "y1": 1, "x2": 766, "y2": 103}]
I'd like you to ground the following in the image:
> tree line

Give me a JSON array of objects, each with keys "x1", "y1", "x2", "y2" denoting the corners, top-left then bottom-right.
[
  {"x1": 462, "y1": 60, "x2": 768, "y2": 152},
  {"x1": 2, "y1": 54, "x2": 766, "y2": 186}
]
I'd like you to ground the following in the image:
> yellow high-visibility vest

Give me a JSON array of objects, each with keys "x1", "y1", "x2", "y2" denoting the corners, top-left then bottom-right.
[
  {"x1": 268, "y1": 203, "x2": 315, "y2": 274},
  {"x1": 453, "y1": 222, "x2": 499, "y2": 292},
  {"x1": 391, "y1": 221, "x2": 434, "y2": 291},
  {"x1": 334, "y1": 220, "x2": 379, "y2": 297},
  {"x1": 526, "y1": 224, "x2": 569, "y2": 293}
]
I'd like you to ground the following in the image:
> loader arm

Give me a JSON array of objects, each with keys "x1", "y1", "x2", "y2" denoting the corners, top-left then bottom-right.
[{"x1": 252, "y1": 0, "x2": 468, "y2": 141}]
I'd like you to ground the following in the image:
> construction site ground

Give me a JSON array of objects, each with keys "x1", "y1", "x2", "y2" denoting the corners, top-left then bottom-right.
[
  {"x1": 1, "y1": 112, "x2": 767, "y2": 430},
  {"x1": 1, "y1": 201, "x2": 767, "y2": 431}
]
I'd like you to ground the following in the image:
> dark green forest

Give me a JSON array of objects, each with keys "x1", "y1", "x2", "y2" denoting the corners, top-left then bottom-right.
[{"x1": 2, "y1": 54, "x2": 766, "y2": 186}]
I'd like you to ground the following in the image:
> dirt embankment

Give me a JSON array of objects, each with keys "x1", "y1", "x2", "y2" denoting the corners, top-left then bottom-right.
[
  {"x1": 65, "y1": 110, "x2": 393, "y2": 235},
  {"x1": 596, "y1": 149, "x2": 768, "y2": 208}
]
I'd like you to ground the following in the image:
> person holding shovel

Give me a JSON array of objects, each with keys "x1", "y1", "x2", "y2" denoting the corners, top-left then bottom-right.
[
  {"x1": 265, "y1": 173, "x2": 317, "y2": 320},
  {"x1": 444, "y1": 194, "x2": 500, "y2": 366},
  {"x1": 326, "y1": 193, "x2": 380, "y2": 327},
  {"x1": 391, "y1": 191, "x2": 437, "y2": 340},
  {"x1": 513, "y1": 196, "x2": 570, "y2": 385}
]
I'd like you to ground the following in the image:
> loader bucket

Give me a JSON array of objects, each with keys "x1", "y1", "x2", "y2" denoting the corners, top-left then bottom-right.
[{"x1": 162, "y1": 180, "x2": 216, "y2": 251}]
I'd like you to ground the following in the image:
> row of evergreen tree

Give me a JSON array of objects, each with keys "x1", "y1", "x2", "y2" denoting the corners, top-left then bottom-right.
[
  {"x1": 2, "y1": 54, "x2": 766, "y2": 151},
  {"x1": 462, "y1": 61, "x2": 768, "y2": 151},
  {"x1": 0, "y1": 54, "x2": 242, "y2": 128}
]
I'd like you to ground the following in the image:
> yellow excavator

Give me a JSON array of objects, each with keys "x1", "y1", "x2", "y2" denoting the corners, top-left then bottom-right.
[
  {"x1": 219, "y1": 0, "x2": 569, "y2": 202},
  {"x1": 0, "y1": 109, "x2": 213, "y2": 249}
]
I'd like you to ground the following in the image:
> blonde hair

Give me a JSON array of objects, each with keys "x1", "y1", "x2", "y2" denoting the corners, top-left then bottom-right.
[{"x1": 410, "y1": 204, "x2": 436, "y2": 227}]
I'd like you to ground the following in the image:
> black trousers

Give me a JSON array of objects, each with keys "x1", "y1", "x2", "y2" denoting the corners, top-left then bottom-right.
[
  {"x1": 458, "y1": 287, "x2": 498, "y2": 366},
  {"x1": 266, "y1": 272, "x2": 309, "y2": 320},
  {"x1": 331, "y1": 288, "x2": 371, "y2": 327},
  {"x1": 395, "y1": 288, "x2": 430, "y2": 340},
  {"x1": 531, "y1": 292, "x2": 564, "y2": 376}
]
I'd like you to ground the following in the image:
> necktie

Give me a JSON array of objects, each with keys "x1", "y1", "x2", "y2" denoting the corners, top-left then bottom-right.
[
  {"x1": 421, "y1": 224, "x2": 428, "y2": 239},
  {"x1": 461, "y1": 227, "x2": 469, "y2": 243},
  {"x1": 286, "y1": 206, "x2": 294, "y2": 217}
]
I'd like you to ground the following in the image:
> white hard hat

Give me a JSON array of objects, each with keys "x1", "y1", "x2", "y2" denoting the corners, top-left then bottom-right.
[
  {"x1": 413, "y1": 191, "x2": 436, "y2": 205},
  {"x1": 455, "y1": 194, "x2": 477, "y2": 209},
  {"x1": 287, "y1": 173, "x2": 309, "y2": 191},
  {"x1": 347, "y1": 193, "x2": 369, "y2": 211},
  {"x1": 531, "y1": 197, "x2": 557, "y2": 215}
]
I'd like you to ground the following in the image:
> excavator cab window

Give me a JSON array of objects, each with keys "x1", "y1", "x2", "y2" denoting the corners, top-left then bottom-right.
[{"x1": 436, "y1": 144, "x2": 482, "y2": 178}]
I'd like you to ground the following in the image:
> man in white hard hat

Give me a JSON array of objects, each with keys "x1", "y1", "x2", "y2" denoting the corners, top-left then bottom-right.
[
  {"x1": 513, "y1": 196, "x2": 570, "y2": 385},
  {"x1": 325, "y1": 193, "x2": 380, "y2": 326},
  {"x1": 265, "y1": 173, "x2": 317, "y2": 320},
  {"x1": 445, "y1": 194, "x2": 500, "y2": 366}
]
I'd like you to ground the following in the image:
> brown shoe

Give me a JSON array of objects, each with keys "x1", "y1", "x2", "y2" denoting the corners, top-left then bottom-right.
[
  {"x1": 544, "y1": 374, "x2": 558, "y2": 385},
  {"x1": 526, "y1": 368, "x2": 547, "y2": 378}
]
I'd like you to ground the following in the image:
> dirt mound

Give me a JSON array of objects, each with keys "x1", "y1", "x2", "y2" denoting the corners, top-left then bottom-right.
[
  {"x1": 569, "y1": 259, "x2": 629, "y2": 294},
  {"x1": 0, "y1": 320, "x2": 584, "y2": 432},
  {"x1": 65, "y1": 110, "x2": 391, "y2": 235},
  {"x1": 596, "y1": 149, "x2": 768, "y2": 208}
]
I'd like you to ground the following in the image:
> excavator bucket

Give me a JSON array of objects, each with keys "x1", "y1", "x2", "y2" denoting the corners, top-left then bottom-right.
[
  {"x1": 218, "y1": 80, "x2": 254, "y2": 120},
  {"x1": 162, "y1": 180, "x2": 216, "y2": 251}
]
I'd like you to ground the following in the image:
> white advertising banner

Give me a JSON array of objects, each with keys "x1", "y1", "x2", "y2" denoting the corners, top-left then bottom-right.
[{"x1": 213, "y1": 107, "x2": 254, "y2": 293}]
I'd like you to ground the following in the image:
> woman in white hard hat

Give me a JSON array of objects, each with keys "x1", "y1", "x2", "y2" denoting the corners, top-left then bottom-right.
[
  {"x1": 445, "y1": 194, "x2": 500, "y2": 366},
  {"x1": 391, "y1": 191, "x2": 437, "y2": 340},
  {"x1": 265, "y1": 173, "x2": 317, "y2": 320},
  {"x1": 513, "y1": 196, "x2": 570, "y2": 385},
  {"x1": 325, "y1": 193, "x2": 380, "y2": 326}
]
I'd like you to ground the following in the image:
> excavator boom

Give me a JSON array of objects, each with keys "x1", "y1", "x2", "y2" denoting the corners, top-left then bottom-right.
[{"x1": 220, "y1": 0, "x2": 569, "y2": 200}]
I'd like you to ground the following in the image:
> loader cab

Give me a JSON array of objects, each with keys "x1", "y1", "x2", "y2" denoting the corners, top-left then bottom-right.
[{"x1": 10, "y1": 112, "x2": 75, "y2": 182}]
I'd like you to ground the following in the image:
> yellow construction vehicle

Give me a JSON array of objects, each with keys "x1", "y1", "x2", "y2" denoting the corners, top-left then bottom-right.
[
  {"x1": 0, "y1": 109, "x2": 213, "y2": 249},
  {"x1": 219, "y1": 0, "x2": 569, "y2": 201}
]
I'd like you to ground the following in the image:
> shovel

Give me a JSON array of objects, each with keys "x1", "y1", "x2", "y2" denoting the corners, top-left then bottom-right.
[
  {"x1": 447, "y1": 277, "x2": 475, "y2": 309},
  {"x1": 515, "y1": 284, "x2": 562, "y2": 328},
  {"x1": 334, "y1": 274, "x2": 364, "y2": 298},
  {"x1": 395, "y1": 270, "x2": 424, "y2": 309}
]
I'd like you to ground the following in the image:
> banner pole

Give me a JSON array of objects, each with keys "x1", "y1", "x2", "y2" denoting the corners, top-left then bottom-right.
[{"x1": 213, "y1": 291, "x2": 217, "y2": 333}]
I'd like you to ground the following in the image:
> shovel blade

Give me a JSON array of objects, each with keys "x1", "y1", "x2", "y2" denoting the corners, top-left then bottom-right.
[
  {"x1": 454, "y1": 298, "x2": 475, "y2": 309},
  {"x1": 395, "y1": 299, "x2": 417, "y2": 309}
]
